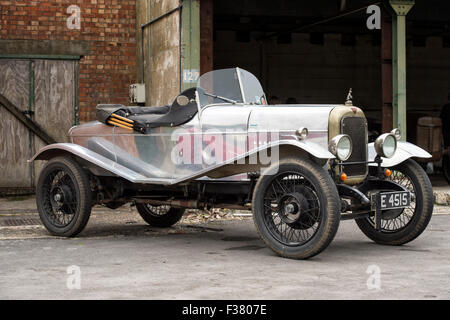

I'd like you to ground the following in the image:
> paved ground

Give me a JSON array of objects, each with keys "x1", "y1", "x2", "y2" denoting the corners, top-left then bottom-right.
[{"x1": 0, "y1": 201, "x2": 449, "y2": 300}]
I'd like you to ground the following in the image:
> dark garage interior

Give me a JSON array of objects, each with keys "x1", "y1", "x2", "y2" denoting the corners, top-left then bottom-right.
[{"x1": 207, "y1": 0, "x2": 450, "y2": 141}]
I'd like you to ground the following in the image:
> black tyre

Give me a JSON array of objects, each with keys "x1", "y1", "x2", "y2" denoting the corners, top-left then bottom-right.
[
  {"x1": 36, "y1": 156, "x2": 92, "y2": 237},
  {"x1": 443, "y1": 153, "x2": 450, "y2": 184},
  {"x1": 252, "y1": 158, "x2": 341, "y2": 260},
  {"x1": 356, "y1": 159, "x2": 433, "y2": 245},
  {"x1": 136, "y1": 204, "x2": 185, "y2": 227}
]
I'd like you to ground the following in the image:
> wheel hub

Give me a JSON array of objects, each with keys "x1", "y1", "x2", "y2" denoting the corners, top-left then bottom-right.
[
  {"x1": 278, "y1": 193, "x2": 305, "y2": 225},
  {"x1": 50, "y1": 185, "x2": 74, "y2": 212},
  {"x1": 276, "y1": 185, "x2": 321, "y2": 230}
]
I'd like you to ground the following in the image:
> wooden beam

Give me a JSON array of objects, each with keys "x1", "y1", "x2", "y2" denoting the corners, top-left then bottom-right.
[
  {"x1": 0, "y1": 93, "x2": 56, "y2": 145},
  {"x1": 200, "y1": 0, "x2": 214, "y2": 75}
]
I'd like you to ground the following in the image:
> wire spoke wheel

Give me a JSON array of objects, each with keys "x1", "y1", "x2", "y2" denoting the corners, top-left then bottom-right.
[
  {"x1": 144, "y1": 204, "x2": 171, "y2": 217},
  {"x1": 368, "y1": 170, "x2": 416, "y2": 232},
  {"x1": 36, "y1": 157, "x2": 92, "y2": 237},
  {"x1": 41, "y1": 170, "x2": 79, "y2": 228},
  {"x1": 136, "y1": 203, "x2": 185, "y2": 228},
  {"x1": 356, "y1": 159, "x2": 433, "y2": 245},
  {"x1": 252, "y1": 158, "x2": 340, "y2": 260},
  {"x1": 263, "y1": 173, "x2": 321, "y2": 246}
]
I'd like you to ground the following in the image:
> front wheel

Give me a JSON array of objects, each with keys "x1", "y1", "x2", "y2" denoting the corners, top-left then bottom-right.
[
  {"x1": 356, "y1": 159, "x2": 433, "y2": 245},
  {"x1": 136, "y1": 204, "x2": 185, "y2": 227},
  {"x1": 36, "y1": 156, "x2": 92, "y2": 237},
  {"x1": 252, "y1": 158, "x2": 341, "y2": 260}
]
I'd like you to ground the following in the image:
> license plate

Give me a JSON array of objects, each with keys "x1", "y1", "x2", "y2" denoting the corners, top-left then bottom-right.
[{"x1": 372, "y1": 191, "x2": 411, "y2": 210}]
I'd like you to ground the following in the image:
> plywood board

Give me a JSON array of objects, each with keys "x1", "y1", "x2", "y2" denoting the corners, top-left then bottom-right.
[
  {"x1": 0, "y1": 60, "x2": 33, "y2": 188},
  {"x1": 33, "y1": 59, "x2": 76, "y2": 185}
]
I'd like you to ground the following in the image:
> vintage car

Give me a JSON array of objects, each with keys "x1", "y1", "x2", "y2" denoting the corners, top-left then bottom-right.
[{"x1": 31, "y1": 68, "x2": 434, "y2": 259}]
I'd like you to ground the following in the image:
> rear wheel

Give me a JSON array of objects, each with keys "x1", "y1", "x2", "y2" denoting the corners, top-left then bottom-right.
[
  {"x1": 36, "y1": 156, "x2": 92, "y2": 237},
  {"x1": 252, "y1": 158, "x2": 340, "y2": 260},
  {"x1": 136, "y1": 204, "x2": 185, "y2": 227},
  {"x1": 356, "y1": 159, "x2": 433, "y2": 245}
]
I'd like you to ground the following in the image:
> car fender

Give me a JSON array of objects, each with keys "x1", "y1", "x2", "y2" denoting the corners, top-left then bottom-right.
[
  {"x1": 30, "y1": 140, "x2": 334, "y2": 186},
  {"x1": 29, "y1": 143, "x2": 164, "y2": 184},
  {"x1": 368, "y1": 141, "x2": 431, "y2": 168},
  {"x1": 268, "y1": 139, "x2": 335, "y2": 160}
]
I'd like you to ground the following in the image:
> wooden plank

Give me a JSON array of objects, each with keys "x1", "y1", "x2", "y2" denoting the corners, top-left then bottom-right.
[
  {"x1": 0, "y1": 94, "x2": 56, "y2": 145},
  {"x1": 0, "y1": 60, "x2": 32, "y2": 188},
  {"x1": 33, "y1": 60, "x2": 76, "y2": 185},
  {"x1": 34, "y1": 60, "x2": 74, "y2": 143},
  {"x1": 0, "y1": 54, "x2": 80, "y2": 60}
]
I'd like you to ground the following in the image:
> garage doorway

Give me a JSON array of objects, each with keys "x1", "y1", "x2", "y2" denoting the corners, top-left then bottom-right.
[
  {"x1": 211, "y1": 1, "x2": 381, "y2": 115},
  {"x1": 0, "y1": 58, "x2": 79, "y2": 194},
  {"x1": 206, "y1": 0, "x2": 450, "y2": 141}
]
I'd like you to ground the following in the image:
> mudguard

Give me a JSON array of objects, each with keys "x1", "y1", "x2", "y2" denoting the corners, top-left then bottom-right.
[
  {"x1": 30, "y1": 139, "x2": 334, "y2": 185},
  {"x1": 29, "y1": 143, "x2": 164, "y2": 184},
  {"x1": 368, "y1": 141, "x2": 432, "y2": 168}
]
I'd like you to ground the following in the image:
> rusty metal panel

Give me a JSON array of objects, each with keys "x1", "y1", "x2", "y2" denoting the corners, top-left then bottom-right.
[
  {"x1": 33, "y1": 59, "x2": 76, "y2": 185},
  {"x1": 0, "y1": 60, "x2": 33, "y2": 189}
]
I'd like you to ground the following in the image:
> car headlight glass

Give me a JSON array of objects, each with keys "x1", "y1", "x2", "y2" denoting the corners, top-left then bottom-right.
[
  {"x1": 329, "y1": 134, "x2": 352, "y2": 161},
  {"x1": 375, "y1": 133, "x2": 397, "y2": 158}
]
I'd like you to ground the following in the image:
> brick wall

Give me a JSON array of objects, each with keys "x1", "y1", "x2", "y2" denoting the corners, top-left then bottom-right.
[{"x1": 0, "y1": 0, "x2": 137, "y2": 122}]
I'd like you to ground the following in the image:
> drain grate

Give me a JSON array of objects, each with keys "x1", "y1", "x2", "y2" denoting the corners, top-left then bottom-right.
[{"x1": 0, "y1": 218, "x2": 42, "y2": 227}]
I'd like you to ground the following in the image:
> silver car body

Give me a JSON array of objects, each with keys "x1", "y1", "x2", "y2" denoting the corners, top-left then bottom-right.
[{"x1": 30, "y1": 68, "x2": 431, "y2": 185}]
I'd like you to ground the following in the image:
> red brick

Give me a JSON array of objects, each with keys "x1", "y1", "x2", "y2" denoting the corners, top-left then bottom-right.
[{"x1": 0, "y1": 0, "x2": 137, "y2": 122}]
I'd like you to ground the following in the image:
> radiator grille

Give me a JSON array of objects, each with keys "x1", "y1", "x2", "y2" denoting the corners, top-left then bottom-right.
[{"x1": 341, "y1": 117, "x2": 368, "y2": 177}]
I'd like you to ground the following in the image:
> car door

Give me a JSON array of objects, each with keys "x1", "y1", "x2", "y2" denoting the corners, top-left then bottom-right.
[{"x1": 199, "y1": 105, "x2": 251, "y2": 168}]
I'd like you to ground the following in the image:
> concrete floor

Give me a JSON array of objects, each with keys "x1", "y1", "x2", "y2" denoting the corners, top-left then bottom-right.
[{"x1": 0, "y1": 207, "x2": 449, "y2": 300}]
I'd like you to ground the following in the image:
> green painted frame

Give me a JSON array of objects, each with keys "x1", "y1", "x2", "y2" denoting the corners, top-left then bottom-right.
[{"x1": 181, "y1": 0, "x2": 200, "y2": 92}]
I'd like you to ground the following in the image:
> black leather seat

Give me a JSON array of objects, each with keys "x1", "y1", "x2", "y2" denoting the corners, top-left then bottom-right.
[{"x1": 96, "y1": 87, "x2": 198, "y2": 133}]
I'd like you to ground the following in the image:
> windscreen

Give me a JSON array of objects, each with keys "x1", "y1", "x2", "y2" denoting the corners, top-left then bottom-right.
[{"x1": 196, "y1": 68, "x2": 266, "y2": 108}]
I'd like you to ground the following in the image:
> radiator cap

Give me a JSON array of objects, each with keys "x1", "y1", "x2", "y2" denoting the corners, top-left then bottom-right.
[{"x1": 345, "y1": 88, "x2": 353, "y2": 106}]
